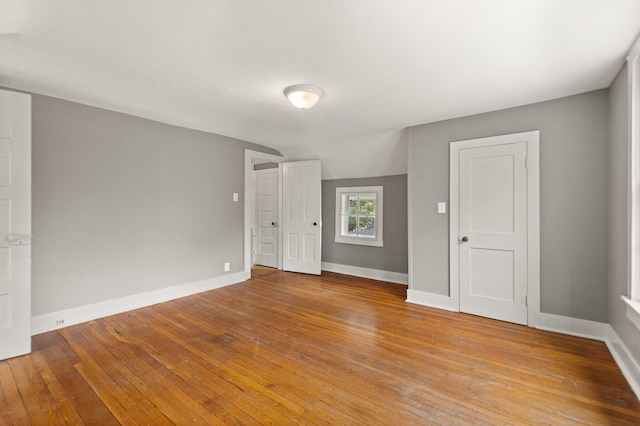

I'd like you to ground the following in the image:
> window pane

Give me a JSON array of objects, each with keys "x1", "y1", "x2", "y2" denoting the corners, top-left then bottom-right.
[
  {"x1": 348, "y1": 195, "x2": 358, "y2": 215},
  {"x1": 335, "y1": 186, "x2": 382, "y2": 247},
  {"x1": 358, "y1": 217, "x2": 375, "y2": 238},
  {"x1": 359, "y1": 194, "x2": 376, "y2": 216},
  {"x1": 340, "y1": 214, "x2": 350, "y2": 235},
  {"x1": 340, "y1": 194, "x2": 349, "y2": 215},
  {"x1": 347, "y1": 216, "x2": 358, "y2": 236}
]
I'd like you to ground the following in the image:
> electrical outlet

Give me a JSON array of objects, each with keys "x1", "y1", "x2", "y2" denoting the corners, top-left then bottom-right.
[
  {"x1": 224, "y1": 262, "x2": 230, "y2": 272},
  {"x1": 56, "y1": 319, "x2": 65, "y2": 326}
]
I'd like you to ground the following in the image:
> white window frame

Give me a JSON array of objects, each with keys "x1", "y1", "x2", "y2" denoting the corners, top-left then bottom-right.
[
  {"x1": 335, "y1": 186, "x2": 383, "y2": 247},
  {"x1": 625, "y1": 33, "x2": 640, "y2": 329}
]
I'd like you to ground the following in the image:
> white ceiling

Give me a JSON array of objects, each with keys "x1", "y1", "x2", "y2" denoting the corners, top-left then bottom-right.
[{"x1": 2, "y1": 1, "x2": 640, "y2": 179}]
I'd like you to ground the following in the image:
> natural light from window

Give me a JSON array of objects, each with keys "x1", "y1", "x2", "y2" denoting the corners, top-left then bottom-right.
[{"x1": 335, "y1": 186, "x2": 383, "y2": 247}]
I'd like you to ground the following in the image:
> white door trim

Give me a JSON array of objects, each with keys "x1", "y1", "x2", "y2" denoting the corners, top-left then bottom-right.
[
  {"x1": 244, "y1": 149, "x2": 284, "y2": 278},
  {"x1": 449, "y1": 131, "x2": 540, "y2": 327}
]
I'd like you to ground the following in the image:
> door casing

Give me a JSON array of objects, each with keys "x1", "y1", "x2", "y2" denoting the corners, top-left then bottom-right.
[
  {"x1": 244, "y1": 150, "x2": 284, "y2": 278},
  {"x1": 449, "y1": 131, "x2": 540, "y2": 327}
]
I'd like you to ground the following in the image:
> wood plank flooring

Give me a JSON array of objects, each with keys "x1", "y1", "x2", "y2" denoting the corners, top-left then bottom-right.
[{"x1": 2, "y1": 267, "x2": 639, "y2": 425}]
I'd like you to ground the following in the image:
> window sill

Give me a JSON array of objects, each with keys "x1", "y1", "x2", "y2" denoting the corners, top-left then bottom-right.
[
  {"x1": 334, "y1": 237, "x2": 383, "y2": 248},
  {"x1": 622, "y1": 296, "x2": 640, "y2": 331}
]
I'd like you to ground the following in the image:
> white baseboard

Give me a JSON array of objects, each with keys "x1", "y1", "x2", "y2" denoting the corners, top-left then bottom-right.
[
  {"x1": 534, "y1": 313, "x2": 640, "y2": 400},
  {"x1": 406, "y1": 289, "x2": 456, "y2": 311},
  {"x1": 321, "y1": 262, "x2": 408, "y2": 285},
  {"x1": 31, "y1": 271, "x2": 249, "y2": 335},
  {"x1": 405, "y1": 300, "x2": 639, "y2": 400},
  {"x1": 535, "y1": 312, "x2": 609, "y2": 341},
  {"x1": 606, "y1": 326, "x2": 640, "y2": 400}
]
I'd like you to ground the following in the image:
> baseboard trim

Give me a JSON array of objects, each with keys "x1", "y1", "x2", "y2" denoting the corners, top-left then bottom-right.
[
  {"x1": 406, "y1": 289, "x2": 456, "y2": 311},
  {"x1": 31, "y1": 271, "x2": 249, "y2": 335},
  {"x1": 321, "y1": 262, "x2": 408, "y2": 285},
  {"x1": 606, "y1": 326, "x2": 640, "y2": 400},
  {"x1": 403, "y1": 300, "x2": 639, "y2": 400},
  {"x1": 534, "y1": 313, "x2": 640, "y2": 400},
  {"x1": 534, "y1": 312, "x2": 609, "y2": 341}
]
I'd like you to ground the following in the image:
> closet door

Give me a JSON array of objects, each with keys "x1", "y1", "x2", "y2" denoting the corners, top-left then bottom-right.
[{"x1": 0, "y1": 89, "x2": 32, "y2": 360}]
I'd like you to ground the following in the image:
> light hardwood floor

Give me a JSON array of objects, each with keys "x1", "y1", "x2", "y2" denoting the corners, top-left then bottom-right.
[{"x1": 1, "y1": 268, "x2": 639, "y2": 425}]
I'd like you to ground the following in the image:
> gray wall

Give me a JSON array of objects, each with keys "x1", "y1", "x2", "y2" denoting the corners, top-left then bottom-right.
[
  {"x1": 322, "y1": 174, "x2": 408, "y2": 273},
  {"x1": 409, "y1": 90, "x2": 609, "y2": 322},
  {"x1": 608, "y1": 65, "x2": 640, "y2": 361},
  {"x1": 32, "y1": 95, "x2": 279, "y2": 316}
]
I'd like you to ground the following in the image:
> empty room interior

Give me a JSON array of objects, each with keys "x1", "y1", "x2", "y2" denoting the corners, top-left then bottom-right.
[{"x1": 3, "y1": 1, "x2": 640, "y2": 424}]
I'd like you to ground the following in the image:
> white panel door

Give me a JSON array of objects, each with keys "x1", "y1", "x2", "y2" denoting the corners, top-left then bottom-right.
[
  {"x1": 458, "y1": 142, "x2": 527, "y2": 325},
  {"x1": 282, "y1": 160, "x2": 321, "y2": 275},
  {"x1": 254, "y1": 169, "x2": 279, "y2": 268},
  {"x1": 0, "y1": 90, "x2": 31, "y2": 360}
]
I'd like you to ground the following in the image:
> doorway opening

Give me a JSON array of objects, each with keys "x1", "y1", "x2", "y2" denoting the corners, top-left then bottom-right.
[
  {"x1": 244, "y1": 150, "x2": 323, "y2": 279},
  {"x1": 244, "y1": 150, "x2": 284, "y2": 279}
]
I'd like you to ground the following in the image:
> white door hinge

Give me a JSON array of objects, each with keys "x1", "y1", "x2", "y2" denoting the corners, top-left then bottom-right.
[{"x1": 524, "y1": 294, "x2": 528, "y2": 306}]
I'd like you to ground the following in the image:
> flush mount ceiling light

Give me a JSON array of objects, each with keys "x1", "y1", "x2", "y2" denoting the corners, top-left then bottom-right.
[{"x1": 283, "y1": 84, "x2": 324, "y2": 109}]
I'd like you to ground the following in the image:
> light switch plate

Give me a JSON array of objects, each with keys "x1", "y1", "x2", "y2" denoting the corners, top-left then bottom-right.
[
  {"x1": 233, "y1": 193, "x2": 238, "y2": 202},
  {"x1": 437, "y1": 202, "x2": 446, "y2": 214}
]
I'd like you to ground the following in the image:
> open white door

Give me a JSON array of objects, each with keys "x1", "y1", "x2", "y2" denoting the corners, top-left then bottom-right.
[
  {"x1": 0, "y1": 89, "x2": 31, "y2": 360},
  {"x1": 282, "y1": 160, "x2": 321, "y2": 275},
  {"x1": 254, "y1": 168, "x2": 279, "y2": 268}
]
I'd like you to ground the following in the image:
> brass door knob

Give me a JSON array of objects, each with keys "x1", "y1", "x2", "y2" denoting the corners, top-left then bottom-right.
[{"x1": 461, "y1": 236, "x2": 469, "y2": 243}]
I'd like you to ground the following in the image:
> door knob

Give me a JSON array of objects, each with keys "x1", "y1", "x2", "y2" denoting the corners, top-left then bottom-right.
[
  {"x1": 461, "y1": 236, "x2": 469, "y2": 243},
  {"x1": 313, "y1": 222, "x2": 318, "y2": 226}
]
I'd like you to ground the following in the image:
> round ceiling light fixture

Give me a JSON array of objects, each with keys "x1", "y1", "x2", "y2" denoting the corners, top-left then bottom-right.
[{"x1": 283, "y1": 84, "x2": 324, "y2": 109}]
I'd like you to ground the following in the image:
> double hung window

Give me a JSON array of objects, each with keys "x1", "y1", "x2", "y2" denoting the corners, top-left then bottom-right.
[{"x1": 334, "y1": 186, "x2": 383, "y2": 247}]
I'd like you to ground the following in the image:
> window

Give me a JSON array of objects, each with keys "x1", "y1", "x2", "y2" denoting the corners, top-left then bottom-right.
[
  {"x1": 335, "y1": 186, "x2": 383, "y2": 247},
  {"x1": 625, "y1": 34, "x2": 640, "y2": 328}
]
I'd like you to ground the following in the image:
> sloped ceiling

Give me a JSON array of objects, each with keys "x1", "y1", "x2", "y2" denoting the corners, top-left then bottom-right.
[{"x1": 1, "y1": 0, "x2": 640, "y2": 179}]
